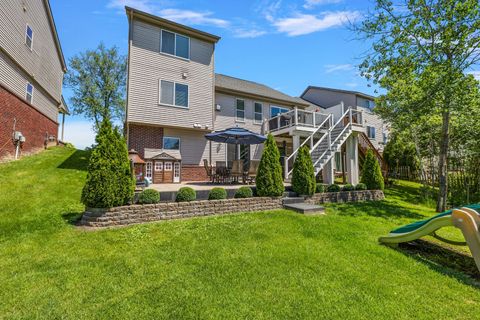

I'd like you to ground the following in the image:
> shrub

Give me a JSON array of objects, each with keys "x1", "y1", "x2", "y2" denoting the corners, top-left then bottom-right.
[
  {"x1": 355, "y1": 183, "x2": 367, "y2": 191},
  {"x1": 208, "y1": 187, "x2": 227, "y2": 200},
  {"x1": 256, "y1": 134, "x2": 285, "y2": 197},
  {"x1": 315, "y1": 183, "x2": 326, "y2": 193},
  {"x1": 291, "y1": 145, "x2": 316, "y2": 196},
  {"x1": 81, "y1": 118, "x2": 135, "y2": 208},
  {"x1": 176, "y1": 187, "x2": 196, "y2": 202},
  {"x1": 342, "y1": 184, "x2": 355, "y2": 191},
  {"x1": 360, "y1": 150, "x2": 385, "y2": 191},
  {"x1": 138, "y1": 189, "x2": 160, "y2": 204},
  {"x1": 234, "y1": 186, "x2": 253, "y2": 198},
  {"x1": 326, "y1": 184, "x2": 341, "y2": 193}
]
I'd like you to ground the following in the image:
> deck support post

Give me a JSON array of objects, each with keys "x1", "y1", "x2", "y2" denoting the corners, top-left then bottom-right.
[
  {"x1": 322, "y1": 158, "x2": 334, "y2": 185},
  {"x1": 345, "y1": 133, "x2": 359, "y2": 185}
]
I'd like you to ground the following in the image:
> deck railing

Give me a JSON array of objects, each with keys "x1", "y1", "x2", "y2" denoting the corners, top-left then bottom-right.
[{"x1": 268, "y1": 108, "x2": 330, "y2": 132}]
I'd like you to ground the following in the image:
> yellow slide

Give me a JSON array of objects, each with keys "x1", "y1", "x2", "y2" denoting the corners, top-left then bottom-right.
[{"x1": 379, "y1": 205, "x2": 480, "y2": 272}]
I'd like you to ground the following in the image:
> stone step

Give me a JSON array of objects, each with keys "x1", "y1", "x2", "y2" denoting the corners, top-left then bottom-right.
[
  {"x1": 283, "y1": 203, "x2": 325, "y2": 215},
  {"x1": 282, "y1": 197, "x2": 304, "y2": 205}
]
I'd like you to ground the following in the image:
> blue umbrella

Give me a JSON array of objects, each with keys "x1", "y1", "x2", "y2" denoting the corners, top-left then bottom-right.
[{"x1": 205, "y1": 127, "x2": 266, "y2": 145}]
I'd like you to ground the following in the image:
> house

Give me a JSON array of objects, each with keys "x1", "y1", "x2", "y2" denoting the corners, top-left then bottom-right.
[
  {"x1": 0, "y1": 0, "x2": 67, "y2": 161},
  {"x1": 124, "y1": 7, "x2": 387, "y2": 185}
]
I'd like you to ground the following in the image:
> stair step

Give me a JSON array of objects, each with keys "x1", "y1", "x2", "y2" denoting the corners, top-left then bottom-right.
[
  {"x1": 282, "y1": 191, "x2": 296, "y2": 197},
  {"x1": 283, "y1": 203, "x2": 325, "y2": 215},
  {"x1": 282, "y1": 197, "x2": 305, "y2": 205}
]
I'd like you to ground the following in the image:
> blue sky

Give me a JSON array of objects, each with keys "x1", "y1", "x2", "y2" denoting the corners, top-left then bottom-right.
[{"x1": 51, "y1": 0, "x2": 381, "y2": 148}]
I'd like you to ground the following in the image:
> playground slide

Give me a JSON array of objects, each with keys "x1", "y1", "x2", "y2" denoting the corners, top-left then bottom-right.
[{"x1": 379, "y1": 204, "x2": 480, "y2": 271}]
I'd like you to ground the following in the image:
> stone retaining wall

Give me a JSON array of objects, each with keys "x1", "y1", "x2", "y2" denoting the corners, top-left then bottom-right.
[{"x1": 80, "y1": 190, "x2": 384, "y2": 228}]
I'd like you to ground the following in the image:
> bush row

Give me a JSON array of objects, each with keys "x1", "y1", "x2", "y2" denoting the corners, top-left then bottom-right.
[{"x1": 315, "y1": 182, "x2": 368, "y2": 193}]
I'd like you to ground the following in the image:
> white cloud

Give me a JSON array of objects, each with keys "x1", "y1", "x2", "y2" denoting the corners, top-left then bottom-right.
[
  {"x1": 325, "y1": 63, "x2": 354, "y2": 73},
  {"x1": 63, "y1": 120, "x2": 96, "y2": 150},
  {"x1": 303, "y1": 0, "x2": 343, "y2": 9},
  {"x1": 344, "y1": 82, "x2": 359, "y2": 88},
  {"x1": 233, "y1": 29, "x2": 267, "y2": 38},
  {"x1": 272, "y1": 11, "x2": 361, "y2": 36},
  {"x1": 158, "y1": 9, "x2": 230, "y2": 28},
  {"x1": 107, "y1": 0, "x2": 157, "y2": 13},
  {"x1": 467, "y1": 71, "x2": 480, "y2": 80}
]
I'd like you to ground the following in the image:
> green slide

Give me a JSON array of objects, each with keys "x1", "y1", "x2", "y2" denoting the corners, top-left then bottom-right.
[{"x1": 379, "y1": 204, "x2": 480, "y2": 244}]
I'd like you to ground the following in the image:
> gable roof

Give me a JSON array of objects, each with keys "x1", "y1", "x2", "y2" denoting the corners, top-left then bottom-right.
[
  {"x1": 301, "y1": 86, "x2": 375, "y2": 101},
  {"x1": 215, "y1": 74, "x2": 309, "y2": 107},
  {"x1": 125, "y1": 6, "x2": 221, "y2": 43},
  {"x1": 144, "y1": 148, "x2": 182, "y2": 160},
  {"x1": 43, "y1": 0, "x2": 66, "y2": 71}
]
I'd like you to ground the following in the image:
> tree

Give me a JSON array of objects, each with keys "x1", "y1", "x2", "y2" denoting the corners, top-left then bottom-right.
[
  {"x1": 65, "y1": 43, "x2": 127, "y2": 131},
  {"x1": 361, "y1": 150, "x2": 385, "y2": 191},
  {"x1": 81, "y1": 118, "x2": 134, "y2": 208},
  {"x1": 291, "y1": 145, "x2": 316, "y2": 196},
  {"x1": 356, "y1": 0, "x2": 480, "y2": 211},
  {"x1": 256, "y1": 134, "x2": 285, "y2": 197}
]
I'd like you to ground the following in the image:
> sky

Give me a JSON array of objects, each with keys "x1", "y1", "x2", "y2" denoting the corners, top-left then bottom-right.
[{"x1": 50, "y1": 0, "x2": 383, "y2": 149}]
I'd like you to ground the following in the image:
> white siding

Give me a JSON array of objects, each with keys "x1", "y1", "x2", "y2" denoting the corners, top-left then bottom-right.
[{"x1": 127, "y1": 19, "x2": 214, "y2": 129}]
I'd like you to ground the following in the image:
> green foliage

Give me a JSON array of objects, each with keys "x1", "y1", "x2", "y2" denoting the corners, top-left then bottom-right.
[
  {"x1": 315, "y1": 183, "x2": 326, "y2": 193},
  {"x1": 291, "y1": 145, "x2": 316, "y2": 196},
  {"x1": 81, "y1": 118, "x2": 134, "y2": 208},
  {"x1": 256, "y1": 134, "x2": 285, "y2": 197},
  {"x1": 176, "y1": 187, "x2": 196, "y2": 202},
  {"x1": 208, "y1": 188, "x2": 227, "y2": 200},
  {"x1": 138, "y1": 189, "x2": 160, "y2": 204},
  {"x1": 383, "y1": 131, "x2": 420, "y2": 171},
  {"x1": 65, "y1": 43, "x2": 127, "y2": 131},
  {"x1": 234, "y1": 186, "x2": 253, "y2": 199},
  {"x1": 355, "y1": 183, "x2": 367, "y2": 191},
  {"x1": 342, "y1": 184, "x2": 355, "y2": 192},
  {"x1": 327, "y1": 184, "x2": 341, "y2": 193},
  {"x1": 361, "y1": 150, "x2": 385, "y2": 191}
]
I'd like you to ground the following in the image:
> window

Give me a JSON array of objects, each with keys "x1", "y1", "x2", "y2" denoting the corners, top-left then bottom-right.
[
  {"x1": 159, "y1": 80, "x2": 189, "y2": 108},
  {"x1": 160, "y1": 30, "x2": 190, "y2": 59},
  {"x1": 254, "y1": 102, "x2": 263, "y2": 124},
  {"x1": 163, "y1": 137, "x2": 180, "y2": 150},
  {"x1": 25, "y1": 25, "x2": 33, "y2": 49},
  {"x1": 236, "y1": 99, "x2": 245, "y2": 122},
  {"x1": 383, "y1": 132, "x2": 388, "y2": 144},
  {"x1": 270, "y1": 106, "x2": 289, "y2": 118},
  {"x1": 26, "y1": 82, "x2": 33, "y2": 103},
  {"x1": 164, "y1": 162, "x2": 173, "y2": 171},
  {"x1": 367, "y1": 126, "x2": 376, "y2": 139},
  {"x1": 146, "y1": 162, "x2": 153, "y2": 179},
  {"x1": 155, "y1": 162, "x2": 163, "y2": 171}
]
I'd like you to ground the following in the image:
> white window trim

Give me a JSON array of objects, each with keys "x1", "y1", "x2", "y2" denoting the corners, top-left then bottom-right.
[
  {"x1": 25, "y1": 24, "x2": 33, "y2": 50},
  {"x1": 164, "y1": 162, "x2": 173, "y2": 171},
  {"x1": 159, "y1": 29, "x2": 191, "y2": 61},
  {"x1": 26, "y1": 82, "x2": 34, "y2": 104},
  {"x1": 154, "y1": 161, "x2": 163, "y2": 171},
  {"x1": 158, "y1": 79, "x2": 189, "y2": 109},
  {"x1": 253, "y1": 101, "x2": 263, "y2": 125},
  {"x1": 367, "y1": 126, "x2": 376, "y2": 139},
  {"x1": 163, "y1": 136, "x2": 181, "y2": 150},
  {"x1": 270, "y1": 105, "x2": 289, "y2": 118},
  {"x1": 146, "y1": 161, "x2": 153, "y2": 179},
  {"x1": 235, "y1": 98, "x2": 246, "y2": 123}
]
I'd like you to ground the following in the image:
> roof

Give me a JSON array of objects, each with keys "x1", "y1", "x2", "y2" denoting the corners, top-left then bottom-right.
[
  {"x1": 125, "y1": 6, "x2": 221, "y2": 43},
  {"x1": 59, "y1": 95, "x2": 69, "y2": 115},
  {"x1": 301, "y1": 86, "x2": 376, "y2": 101},
  {"x1": 43, "y1": 0, "x2": 67, "y2": 71},
  {"x1": 215, "y1": 74, "x2": 310, "y2": 107},
  {"x1": 144, "y1": 148, "x2": 182, "y2": 160}
]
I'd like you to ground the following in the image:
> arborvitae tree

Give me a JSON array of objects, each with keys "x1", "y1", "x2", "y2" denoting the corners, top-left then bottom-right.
[
  {"x1": 256, "y1": 134, "x2": 285, "y2": 197},
  {"x1": 291, "y1": 145, "x2": 315, "y2": 196},
  {"x1": 360, "y1": 149, "x2": 384, "y2": 191},
  {"x1": 81, "y1": 118, "x2": 134, "y2": 208}
]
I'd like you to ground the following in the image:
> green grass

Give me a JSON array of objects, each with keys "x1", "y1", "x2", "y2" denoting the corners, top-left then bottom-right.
[{"x1": 1, "y1": 147, "x2": 479, "y2": 319}]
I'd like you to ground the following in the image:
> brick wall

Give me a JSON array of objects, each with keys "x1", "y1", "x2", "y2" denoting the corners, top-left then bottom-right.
[
  {"x1": 181, "y1": 164, "x2": 208, "y2": 181},
  {"x1": 0, "y1": 85, "x2": 58, "y2": 160},
  {"x1": 128, "y1": 124, "x2": 164, "y2": 158}
]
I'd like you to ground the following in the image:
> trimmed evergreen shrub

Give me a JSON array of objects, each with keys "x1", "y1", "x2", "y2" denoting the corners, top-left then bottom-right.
[
  {"x1": 342, "y1": 184, "x2": 355, "y2": 191},
  {"x1": 360, "y1": 150, "x2": 385, "y2": 190},
  {"x1": 234, "y1": 186, "x2": 253, "y2": 198},
  {"x1": 138, "y1": 189, "x2": 160, "y2": 204},
  {"x1": 326, "y1": 184, "x2": 341, "y2": 193},
  {"x1": 355, "y1": 183, "x2": 367, "y2": 191},
  {"x1": 256, "y1": 134, "x2": 285, "y2": 197},
  {"x1": 315, "y1": 183, "x2": 326, "y2": 193},
  {"x1": 291, "y1": 145, "x2": 316, "y2": 196},
  {"x1": 208, "y1": 187, "x2": 227, "y2": 200},
  {"x1": 176, "y1": 187, "x2": 196, "y2": 202},
  {"x1": 81, "y1": 118, "x2": 135, "y2": 208}
]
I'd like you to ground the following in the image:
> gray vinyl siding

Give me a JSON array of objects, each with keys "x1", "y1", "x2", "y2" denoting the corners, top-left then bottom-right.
[
  {"x1": 127, "y1": 18, "x2": 214, "y2": 129},
  {"x1": 0, "y1": 50, "x2": 58, "y2": 122},
  {"x1": 0, "y1": 0, "x2": 64, "y2": 102},
  {"x1": 163, "y1": 127, "x2": 212, "y2": 165},
  {"x1": 357, "y1": 106, "x2": 386, "y2": 150}
]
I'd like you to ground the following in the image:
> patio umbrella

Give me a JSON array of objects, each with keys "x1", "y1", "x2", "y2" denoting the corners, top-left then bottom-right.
[{"x1": 205, "y1": 127, "x2": 266, "y2": 145}]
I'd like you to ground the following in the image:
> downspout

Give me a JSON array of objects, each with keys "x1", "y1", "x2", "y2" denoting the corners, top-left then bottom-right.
[
  {"x1": 125, "y1": 10, "x2": 133, "y2": 148},
  {"x1": 61, "y1": 112, "x2": 65, "y2": 142},
  {"x1": 209, "y1": 42, "x2": 215, "y2": 166}
]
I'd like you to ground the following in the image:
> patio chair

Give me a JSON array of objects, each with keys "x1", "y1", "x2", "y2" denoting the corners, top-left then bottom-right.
[
  {"x1": 230, "y1": 160, "x2": 245, "y2": 183},
  {"x1": 215, "y1": 161, "x2": 228, "y2": 183},
  {"x1": 203, "y1": 159, "x2": 217, "y2": 183},
  {"x1": 245, "y1": 160, "x2": 260, "y2": 184}
]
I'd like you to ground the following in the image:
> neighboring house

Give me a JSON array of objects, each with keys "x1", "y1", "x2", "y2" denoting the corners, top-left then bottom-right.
[
  {"x1": 125, "y1": 7, "x2": 382, "y2": 185},
  {"x1": 0, "y1": 0, "x2": 68, "y2": 160}
]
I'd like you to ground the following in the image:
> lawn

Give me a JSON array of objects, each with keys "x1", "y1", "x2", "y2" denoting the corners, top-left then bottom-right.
[{"x1": 0, "y1": 147, "x2": 479, "y2": 319}]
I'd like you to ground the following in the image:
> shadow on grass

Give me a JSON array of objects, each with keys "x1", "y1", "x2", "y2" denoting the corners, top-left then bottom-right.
[
  {"x1": 62, "y1": 211, "x2": 84, "y2": 225},
  {"x1": 334, "y1": 200, "x2": 425, "y2": 220},
  {"x1": 57, "y1": 149, "x2": 90, "y2": 171},
  {"x1": 395, "y1": 239, "x2": 480, "y2": 288}
]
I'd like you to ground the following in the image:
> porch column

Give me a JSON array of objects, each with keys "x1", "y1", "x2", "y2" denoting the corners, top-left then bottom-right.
[
  {"x1": 345, "y1": 133, "x2": 359, "y2": 185},
  {"x1": 322, "y1": 158, "x2": 334, "y2": 185},
  {"x1": 292, "y1": 135, "x2": 300, "y2": 159}
]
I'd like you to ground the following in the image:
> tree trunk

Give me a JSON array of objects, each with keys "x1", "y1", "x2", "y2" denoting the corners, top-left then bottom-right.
[{"x1": 436, "y1": 110, "x2": 450, "y2": 212}]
